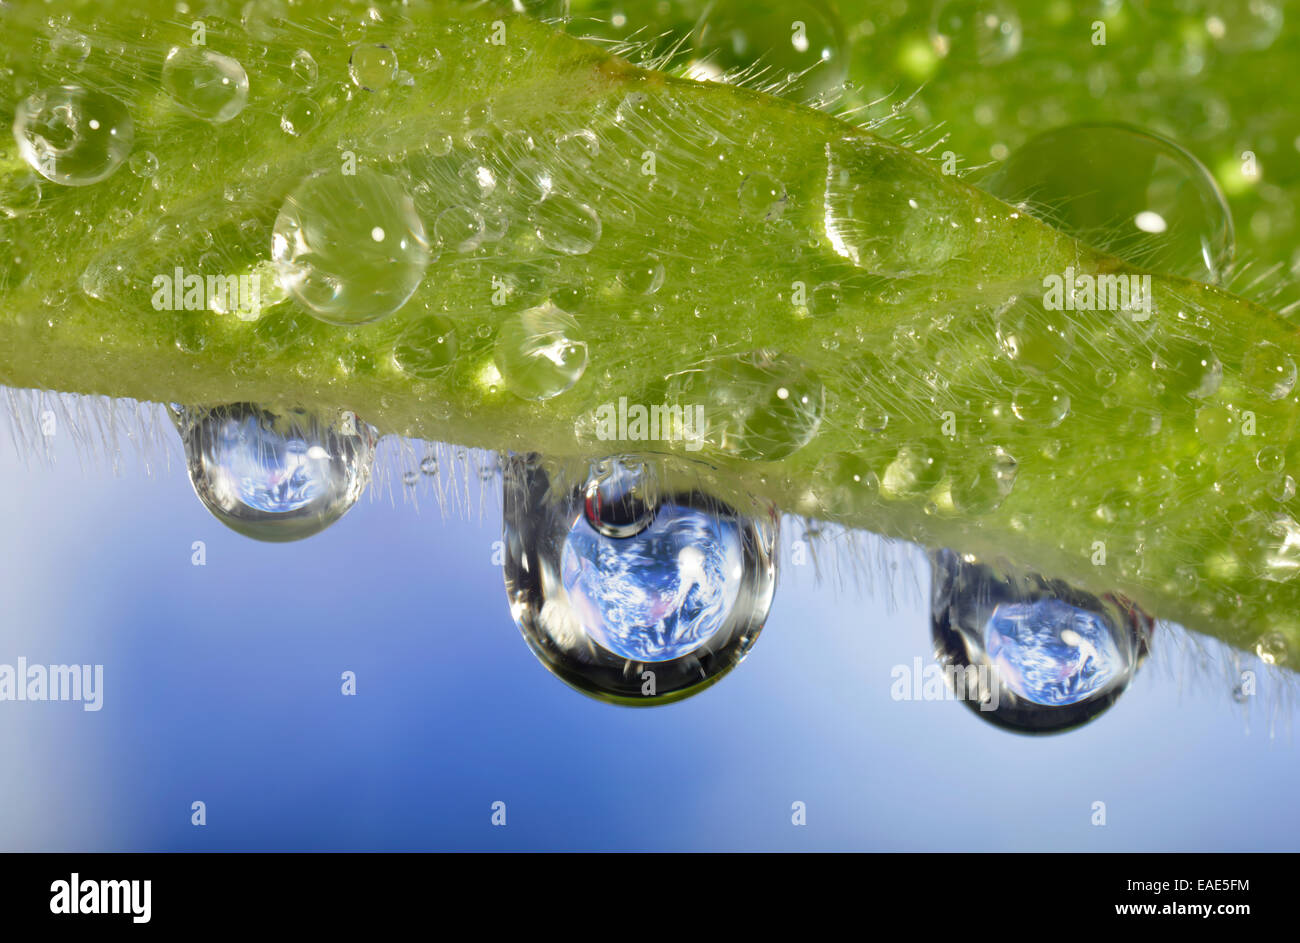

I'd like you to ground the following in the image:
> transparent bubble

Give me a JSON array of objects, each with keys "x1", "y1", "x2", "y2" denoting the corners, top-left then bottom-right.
[
  {"x1": 349, "y1": 43, "x2": 398, "y2": 90},
  {"x1": 929, "y1": 0, "x2": 1022, "y2": 66},
  {"x1": 13, "y1": 85, "x2": 133, "y2": 186},
  {"x1": 272, "y1": 168, "x2": 430, "y2": 325},
  {"x1": 162, "y1": 46, "x2": 250, "y2": 123},
  {"x1": 666, "y1": 350, "x2": 825, "y2": 461},
  {"x1": 175, "y1": 403, "x2": 376, "y2": 542},
  {"x1": 825, "y1": 138, "x2": 974, "y2": 275},
  {"x1": 493, "y1": 301, "x2": 588, "y2": 400},
  {"x1": 502, "y1": 453, "x2": 778, "y2": 703},
  {"x1": 979, "y1": 123, "x2": 1234, "y2": 282},
  {"x1": 930, "y1": 549, "x2": 1152, "y2": 733}
]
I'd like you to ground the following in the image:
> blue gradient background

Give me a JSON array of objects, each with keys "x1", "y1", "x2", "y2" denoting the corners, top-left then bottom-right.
[{"x1": 0, "y1": 432, "x2": 1296, "y2": 852}]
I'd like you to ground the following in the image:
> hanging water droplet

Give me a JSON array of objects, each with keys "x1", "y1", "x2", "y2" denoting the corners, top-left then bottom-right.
[
  {"x1": 931, "y1": 549, "x2": 1152, "y2": 733},
  {"x1": 502, "y1": 453, "x2": 777, "y2": 703},
  {"x1": 272, "y1": 168, "x2": 430, "y2": 325},
  {"x1": 929, "y1": 0, "x2": 1022, "y2": 65},
  {"x1": 824, "y1": 138, "x2": 974, "y2": 275},
  {"x1": 419, "y1": 455, "x2": 439, "y2": 475},
  {"x1": 162, "y1": 46, "x2": 250, "y2": 123},
  {"x1": 583, "y1": 457, "x2": 659, "y2": 538},
  {"x1": 688, "y1": 0, "x2": 848, "y2": 102},
  {"x1": 530, "y1": 193, "x2": 601, "y2": 255},
  {"x1": 349, "y1": 42, "x2": 398, "y2": 90},
  {"x1": 494, "y1": 301, "x2": 588, "y2": 400},
  {"x1": 402, "y1": 469, "x2": 419, "y2": 487},
  {"x1": 666, "y1": 350, "x2": 825, "y2": 461},
  {"x1": 13, "y1": 85, "x2": 133, "y2": 186},
  {"x1": 1254, "y1": 630, "x2": 1288, "y2": 666},
  {"x1": 1242, "y1": 340, "x2": 1297, "y2": 400},
  {"x1": 979, "y1": 124, "x2": 1234, "y2": 282},
  {"x1": 175, "y1": 403, "x2": 376, "y2": 542},
  {"x1": 393, "y1": 315, "x2": 457, "y2": 379}
]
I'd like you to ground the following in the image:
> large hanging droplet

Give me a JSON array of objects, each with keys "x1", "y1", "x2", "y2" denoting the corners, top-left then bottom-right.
[
  {"x1": 979, "y1": 123, "x2": 1234, "y2": 282},
  {"x1": 175, "y1": 403, "x2": 376, "y2": 542},
  {"x1": 272, "y1": 168, "x2": 430, "y2": 325},
  {"x1": 502, "y1": 454, "x2": 778, "y2": 704},
  {"x1": 161, "y1": 46, "x2": 250, "y2": 123},
  {"x1": 13, "y1": 85, "x2": 133, "y2": 186},
  {"x1": 930, "y1": 549, "x2": 1152, "y2": 733}
]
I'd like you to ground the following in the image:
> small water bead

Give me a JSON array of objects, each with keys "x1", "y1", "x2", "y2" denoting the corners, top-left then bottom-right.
[
  {"x1": 1153, "y1": 340, "x2": 1222, "y2": 399},
  {"x1": 349, "y1": 43, "x2": 398, "y2": 90},
  {"x1": 1256, "y1": 445, "x2": 1285, "y2": 474},
  {"x1": 1194, "y1": 404, "x2": 1237, "y2": 445},
  {"x1": 419, "y1": 455, "x2": 439, "y2": 475},
  {"x1": 494, "y1": 301, "x2": 588, "y2": 401},
  {"x1": 738, "y1": 172, "x2": 788, "y2": 221},
  {"x1": 555, "y1": 128, "x2": 600, "y2": 170},
  {"x1": 531, "y1": 194, "x2": 601, "y2": 255},
  {"x1": 280, "y1": 96, "x2": 321, "y2": 136},
  {"x1": 127, "y1": 150, "x2": 158, "y2": 178},
  {"x1": 666, "y1": 351, "x2": 825, "y2": 461},
  {"x1": 393, "y1": 315, "x2": 457, "y2": 379},
  {"x1": 881, "y1": 440, "x2": 945, "y2": 499},
  {"x1": 929, "y1": 0, "x2": 1022, "y2": 66},
  {"x1": 13, "y1": 85, "x2": 133, "y2": 186},
  {"x1": 824, "y1": 138, "x2": 973, "y2": 276},
  {"x1": 980, "y1": 124, "x2": 1234, "y2": 282},
  {"x1": 1242, "y1": 340, "x2": 1297, "y2": 400},
  {"x1": 815, "y1": 451, "x2": 878, "y2": 512},
  {"x1": 949, "y1": 445, "x2": 1018, "y2": 515},
  {"x1": 289, "y1": 49, "x2": 319, "y2": 88},
  {"x1": 162, "y1": 47, "x2": 250, "y2": 123},
  {"x1": 176, "y1": 403, "x2": 376, "y2": 542},
  {"x1": 583, "y1": 457, "x2": 659, "y2": 539},
  {"x1": 433, "y1": 205, "x2": 486, "y2": 253},
  {"x1": 994, "y1": 293, "x2": 1074, "y2": 373},
  {"x1": 49, "y1": 28, "x2": 92, "y2": 66},
  {"x1": 688, "y1": 0, "x2": 849, "y2": 101},
  {"x1": 930, "y1": 549, "x2": 1153, "y2": 733},
  {"x1": 272, "y1": 168, "x2": 430, "y2": 325},
  {"x1": 618, "y1": 255, "x2": 665, "y2": 295},
  {"x1": 1011, "y1": 379, "x2": 1070, "y2": 427},
  {"x1": 808, "y1": 282, "x2": 843, "y2": 317},
  {"x1": 0, "y1": 174, "x2": 42, "y2": 218},
  {"x1": 1255, "y1": 630, "x2": 1289, "y2": 666},
  {"x1": 502, "y1": 454, "x2": 778, "y2": 703},
  {"x1": 402, "y1": 469, "x2": 419, "y2": 487}
]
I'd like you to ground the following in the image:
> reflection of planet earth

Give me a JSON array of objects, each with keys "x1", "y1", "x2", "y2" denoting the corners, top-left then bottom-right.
[
  {"x1": 561, "y1": 503, "x2": 744, "y2": 662},
  {"x1": 985, "y1": 599, "x2": 1126, "y2": 705}
]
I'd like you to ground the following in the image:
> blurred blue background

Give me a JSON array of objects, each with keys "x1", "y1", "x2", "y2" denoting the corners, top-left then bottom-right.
[{"x1": 0, "y1": 413, "x2": 1296, "y2": 852}]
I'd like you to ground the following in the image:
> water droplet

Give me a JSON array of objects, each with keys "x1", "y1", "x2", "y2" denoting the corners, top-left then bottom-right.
[
  {"x1": 433, "y1": 204, "x2": 486, "y2": 252},
  {"x1": 49, "y1": 28, "x2": 92, "y2": 66},
  {"x1": 502, "y1": 454, "x2": 777, "y2": 702},
  {"x1": 995, "y1": 292, "x2": 1074, "y2": 373},
  {"x1": 618, "y1": 255, "x2": 665, "y2": 295},
  {"x1": 1194, "y1": 404, "x2": 1237, "y2": 445},
  {"x1": 814, "y1": 451, "x2": 878, "y2": 512},
  {"x1": 1256, "y1": 445, "x2": 1285, "y2": 474},
  {"x1": 1205, "y1": 0, "x2": 1284, "y2": 52},
  {"x1": 950, "y1": 445, "x2": 1018, "y2": 515},
  {"x1": 280, "y1": 96, "x2": 321, "y2": 136},
  {"x1": 881, "y1": 440, "x2": 946, "y2": 498},
  {"x1": 931, "y1": 549, "x2": 1152, "y2": 733},
  {"x1": 1255, "y1": 630, "x2": 1288, "y2": 665},
  {"x1": 583, "y1": 457, "x2": 659, "y2": 538},
  {"x1": 13, "y1": 85, "x2": 133, "y2": 186},
  {"x1": 162, "y1": 46, "x2": 250, "y2": 123},
  {"x1": 402, "y1": 469, "x2": 419, "y2": 487},
  {"x1": 1011, "y1": 378, "x2": 1071, "y2": 427},
  {"x1": 393, "y1": 315, "x2": 457, "y2": 378},
  {"x1": 738, "y1": 172, "x2": 788, "y2": 221},
  {"x1": 531, "y1": 194, "x2": 601, "y2": 255},
  {"x1": 929, "y1": 0, "x2": 1022, "y2": 65},
  {"x1": 0, "y1": 174, "x2": 42, "y2": 218},
  {"x1": 494, "y1": 301, "x2": 588, "y2": 400},
  {"x1": 824, "y1": 138, "x2": 973, "y2": 275},
  {"x1": 808, "y1": 281, "x2": 843, "y2": 317},
  {"x1": 980, "y1": 124, "x2": 1234, "y2": 282},
  {"x1": 1154, "y1": 340, "x2": 1221, "y2": 399},
  {"x1": 419, "y1": 455, "x2": 438, "y2": 475},
  {"x1": 349, "y1": 42, "x2": 397, "y2": 90},
  {"x1": 128, "y1": 150, "x2": 158, "y2": 178},
  {"x1": 689, "y1": 0, "x2": 848, "y2": 101},
  {"x1": 289, "y1": 49, "x2": 319, "y2": 88},
  {"x1": 176, "y1": 404, "x2": 375, "y2": 542},
  {"x1": 666, "y1": 350, "x2": 825, "y2": 461},
  {"x1": 272, "y1": 168, "x2": 430, "y2": 325},
  {"x1": 1242, "y1": 340, "x2": 1296, "y2": 400}
]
